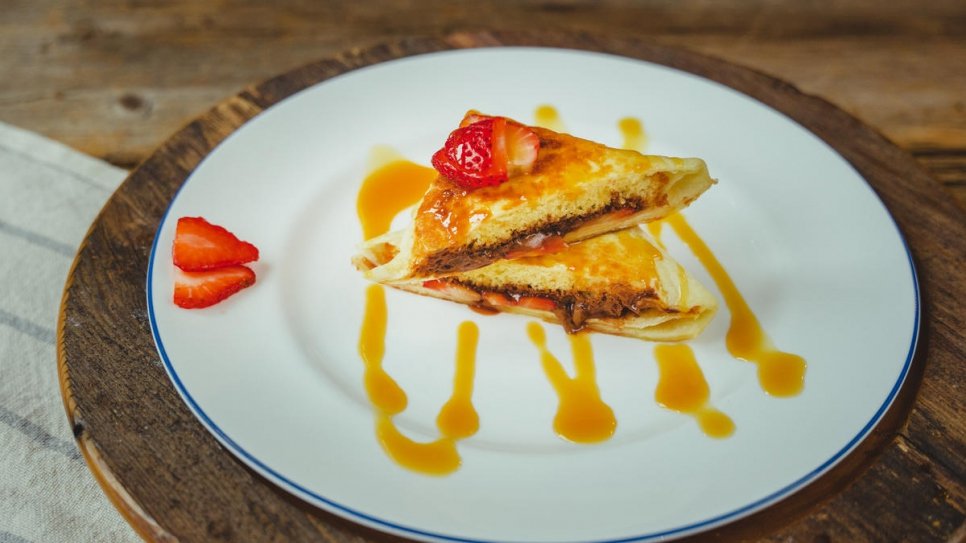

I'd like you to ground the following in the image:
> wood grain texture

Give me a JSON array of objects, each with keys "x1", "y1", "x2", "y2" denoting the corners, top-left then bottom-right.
[
  {"x1": 56, "y1": 32, "x2": 965, "y2": 542},
  {"x1": 1, "y1": 0, "x2": 965, "y2": 208}
]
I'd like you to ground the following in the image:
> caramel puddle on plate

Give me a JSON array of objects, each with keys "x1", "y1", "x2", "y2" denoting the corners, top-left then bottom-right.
[
  {"x1": 653, "y1": 344, "x2": 735, "y2": 438},
  {"x1": 360, "y1": 286, "x2": 480, "y2": 475},
  {"x1": 653, "y1": 214, "x2": 807, "y2": 397},
  {"x1": 534, "y1": 104, "x2": 566, "y2": 132},
  {"x1": 356, "y1": 147, "x2": 437, "y2": 240},
  {"x1": 526, "y1": 322, "x2": 616, "y2": 443},
  {"x1": 359, "y1": 285, "x2": 406, "y2": 414},
  {"x1": 618, "y1": 117, "x2": 648, "y2": 152},
  {"x1": 435, "y1": 321, "x2": 481, "y2": 440}
]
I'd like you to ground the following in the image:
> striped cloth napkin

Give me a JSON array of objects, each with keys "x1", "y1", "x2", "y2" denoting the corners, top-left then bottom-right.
[{"x1": 0, "y1": 122, "x2": 138, "y2": 542}]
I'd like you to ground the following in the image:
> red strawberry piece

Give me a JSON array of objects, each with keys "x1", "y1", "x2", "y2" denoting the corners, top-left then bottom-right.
[
  {"x1": 502, "y1": 122, "x2": 540, "y2": 174},
  {"x1": 172, "y1": 217, "x2": 259, "y2": 271},
  {"x1": 481, "y1": 291, "x2": 556, "y2": 312},
  {"x1": 431, "y1": 118, "x2": 507, "y2": 190},
  {"x1": 462, "y1": 113, "x2": 538, "y2": 174},
  {"x1": 422, "y1": 279, "x2": 481, "y2": 303},
  {"x1": 516, "y1": 296, "x2": 557, "y2": 312},
  {"x1": 481, "y1": 292, "x2": 513, "y2": 307},
  {"x1": 173, "y1": 265, "x2": 256, "y2": 309},
  {"x1": 432, "y1": 116, "x2": 540, "y2": 190}
]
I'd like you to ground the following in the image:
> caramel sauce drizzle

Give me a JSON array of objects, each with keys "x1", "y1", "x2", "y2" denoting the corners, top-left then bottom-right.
[
  {"x1": 359, "y1": 285, "x2": 480, "y2": 475},
  {"x1": 534, "y1": 104, "x2": 565, "y2": 132},
  {"x1": 352, "y1": 110, "x2": 812, "y2": 475},
  {"x1": 662, "y1": 214, "x2": 807, "y2": 397},
  {"x1": 359, "y1": 285, "x2": 406, "y2": 414},
  {"x1": 417, "y1": 188, "x2": 492, "y2": 244},
  {"x1": 436, "y1": 321, "x2": 482, "y2": 440},
  {"x1": 374, "y1": 415, "x2": 462, "y2": 476},
  {"x1": 618, "y1": 117, "x2": 648, "y2": 152},
  {"x1": 653, "y1": 344, "x2": 735, "y2": 439},
  {"x1": 357, "y1": 159, "x2": 436, "y2": 240},
  {"x1": 357, "y1": 156, "x2": 480, "y2": 475},
  {"x1": 526, "y1": 322, "x2": 616, "y2": 443}
]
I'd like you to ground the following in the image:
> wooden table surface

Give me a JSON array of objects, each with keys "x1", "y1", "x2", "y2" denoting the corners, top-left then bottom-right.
[
  {"x1": 2, "y1": 0, "x2": 965, "y2": 209},
  {"x1": 8, "y1": 1, "x2": 964, "y2": 542}
]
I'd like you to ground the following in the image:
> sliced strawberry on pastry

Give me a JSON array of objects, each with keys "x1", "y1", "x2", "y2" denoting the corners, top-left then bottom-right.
[
  {"x1": 355, "y1": 110, "x2": 715, "y2": 283},
  {"x1": 431, "y1": 117, "x2": 508, "y2": 189},
  {"x1": 431, "y1": 115, "x2": 540, "y2": 190},
  {"x1": 457, "y1": 111, "x2": 539, "y2": 176},
  {"x1": 500, "y1": 119, "x2": 540, "y2": 175}
]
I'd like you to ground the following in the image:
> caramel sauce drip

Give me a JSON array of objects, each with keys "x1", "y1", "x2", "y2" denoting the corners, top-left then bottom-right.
[
  {"x1": 374, "y1": 414, "x2": 462, "y2": 476},
  {"x1": 371, "y1": 321, "x2": 480, "y2": 476},
  {"x1": 653, "y1": 344, "x2": 735, "y2": 439},
  {"x1": 526, "y1": 322, "x2": 616, "y2": 443},
  {"x1": 664, "y1": 214, "x2": 807, "y2": 397},
  {"x1": 357, "y1": 155, "x2": 481, "y2": 475},
  {"x1": 354, "y1": 112, "x2": 804, "y2": 476},
  {"x1": 436, "y1": 321, "x2": 481, "y2": 439},
  {"x1": 359, "y1": 285, "x2": 407, "y2": 414},
  {"x1": 534, "y1": 104, "x2": 565, "y2": 132},
  {"x1": 417, "y1": 186, "x2": 492, "y2": 244},
  {"x1": 618, "y1": 117, "x2": 647, "y2": 152},
  {"x1": 357, "y1": 148, "x2": 484, "y2": 249},
  {"x1": 359, "y1": 286, "x2": 480, "y2": 476},
  {"x1": 357, "y1": 159, "x2": 437, "y2": 240}
]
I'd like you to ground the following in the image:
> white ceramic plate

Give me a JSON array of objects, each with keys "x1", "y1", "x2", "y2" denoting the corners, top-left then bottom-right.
[{"x1": 147, "y1": 48, "x2": 918, "y2": 542}]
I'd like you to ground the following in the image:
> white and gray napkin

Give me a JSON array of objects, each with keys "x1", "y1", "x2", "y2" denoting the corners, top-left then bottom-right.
[{"x1": 0, "y1": 121, "x2": 139, "y2": 542}]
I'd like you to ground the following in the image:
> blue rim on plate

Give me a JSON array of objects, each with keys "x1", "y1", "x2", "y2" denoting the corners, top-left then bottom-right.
[{"x1": 146, "y1": 47, "x2": 921, "y2": 543}]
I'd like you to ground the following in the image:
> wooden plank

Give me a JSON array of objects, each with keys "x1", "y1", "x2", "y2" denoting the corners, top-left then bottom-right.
[{"x1": 0, "y1": 2, "x2": 964, "y2": 187}]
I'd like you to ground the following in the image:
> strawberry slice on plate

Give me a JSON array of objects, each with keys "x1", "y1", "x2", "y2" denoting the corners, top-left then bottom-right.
[
  {"x1": 173, "y1": 216, "x2": 259, "y2": 271},
  {"x1": 173, "y1": 265, "x2": 256, "y2": 309}
]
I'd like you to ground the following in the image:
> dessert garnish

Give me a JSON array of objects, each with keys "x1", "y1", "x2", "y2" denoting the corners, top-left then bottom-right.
[
  {"x1": 171, "y1": 216, "x2": 259, "y2": 308},
  {"x1": 173, "y1": 265, "x2": 256, "y2": 309},
  {"x1": 431, "y1": 115, "x2": 539, "y2": 189},
  {"x1": 173, "y1": 216, "x2": 259, "y2": 270}
]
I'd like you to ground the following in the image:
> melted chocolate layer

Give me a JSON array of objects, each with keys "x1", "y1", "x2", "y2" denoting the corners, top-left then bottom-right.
[
  {"x1": 414, "y1": 195, "x2": 646, "y2": 276},
  {"x1": 453, "y1": 280, "x2": 661, "y2": 334}
]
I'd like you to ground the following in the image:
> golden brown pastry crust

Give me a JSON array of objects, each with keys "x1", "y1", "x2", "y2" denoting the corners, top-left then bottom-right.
[
  {"x1": 360, "y1": 228, "x2": 718, "y2": 342},
  {"x1": 358, "y1": 122, "x2": 714, "y2": 284}
]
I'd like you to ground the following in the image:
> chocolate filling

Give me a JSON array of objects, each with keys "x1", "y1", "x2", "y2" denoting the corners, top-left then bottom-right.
[
  {"x1": 454, "y1": 280, "x2": 662, "y2": 334},
  {"x1": 414, "y1": 195, "x2": 646, "y2": 276}
]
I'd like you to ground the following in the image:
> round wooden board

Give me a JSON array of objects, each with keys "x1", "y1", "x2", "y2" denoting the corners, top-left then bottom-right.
[{"x1": 57, "y1": 32, "x2": 965, "y2": 542}]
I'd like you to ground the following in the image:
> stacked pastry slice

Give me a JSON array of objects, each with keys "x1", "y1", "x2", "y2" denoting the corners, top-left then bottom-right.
[{"x1": 353, "y1": 112, "x2": 717, "y2": 341}]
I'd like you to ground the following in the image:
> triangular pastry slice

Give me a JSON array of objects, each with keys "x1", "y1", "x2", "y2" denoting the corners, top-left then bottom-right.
[
  {"x1": 375, "y1": 227, "x2": 717, "y2": 342},
  {"x1": 355, "y1": 113, "x2": 715, "y2": 285}
]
